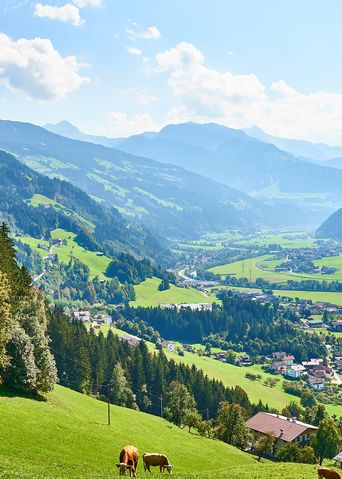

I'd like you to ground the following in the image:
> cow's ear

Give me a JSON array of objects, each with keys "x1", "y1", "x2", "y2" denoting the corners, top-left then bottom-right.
[{"x1": 116, "y1": 463, "x2": 120, "y2": 468}]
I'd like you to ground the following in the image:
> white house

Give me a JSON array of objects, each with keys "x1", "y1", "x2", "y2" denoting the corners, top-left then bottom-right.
[
  {"x1": 308, "y1": 376, "x2": 325, "y2": 390},
  {"x1": 286, "y1": 364, "x2": 306, "y2": 379}
]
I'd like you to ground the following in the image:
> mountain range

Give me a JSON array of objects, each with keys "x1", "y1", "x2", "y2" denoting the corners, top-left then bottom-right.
[
  {"x1": 245, "y1": 125, "x2": 342, "y2": 163},
  {"x1": 0, "y1": 120, "x2": 280, "y2": 239},
  {"x1": 113, "y1": 122, "x2": 342, "y2": 226}
]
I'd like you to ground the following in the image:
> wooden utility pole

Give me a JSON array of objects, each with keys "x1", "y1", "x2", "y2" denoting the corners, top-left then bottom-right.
[
  {"x1": 160, "y1": 394, "x2": 163, "y2": 418},
  {"x1": 107, "y1": 384, "x2": 111, "y2": 426}
]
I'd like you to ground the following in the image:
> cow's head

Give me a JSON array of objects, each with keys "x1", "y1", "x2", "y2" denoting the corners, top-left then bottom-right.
[
  {"x1": 166, "y1": 465, "x2": 173, "y2": 474},
  {"x1": 116, "y1": 463, "x2": 135, "y2": 477}
]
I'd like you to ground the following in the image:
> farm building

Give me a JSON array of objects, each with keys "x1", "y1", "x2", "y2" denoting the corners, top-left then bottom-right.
[
  {"x1": 119, "y1": 334, "x2": 141, "y2": 348},
  {"x1": 246, "y1": 412, "x2": 317, "y2": 454}
]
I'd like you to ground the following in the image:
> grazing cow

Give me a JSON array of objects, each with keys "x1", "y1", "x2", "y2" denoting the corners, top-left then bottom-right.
[
  {"x1": 318, "y1": 467, "x2": 341, "y2": 479},
  {"x1": 143, "y1": 453, "x2": 173, "y2": 473},
  {"x1": 116, "y1": 445, "x2": 139, "y2": 477}
]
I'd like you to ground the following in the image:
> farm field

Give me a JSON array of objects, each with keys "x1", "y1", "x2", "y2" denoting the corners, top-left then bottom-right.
[
  {"x1": 0, "y1": 385, "x2": 323, "y2": 479},
  {"x1": 176, "y1": 242, "x2": 224, "y2": 251},
  {"x1": 233, "y1": 232, "x2": 318, "y2": 249},
  {"x1": 208, "y1": 255, "x2": 299, "y2": 283},
  {"x1": 130, "y1": 277, "x2": 217, "y2": 307},
  {"x1": 208, "y1": 253, "x2": 342, "y2": 284},
  {"x1": 27, "y1": 193, "x2": 57, "y2": 207},
  {"x1": 16, "y1": 235, "x2": 50, "y2": 258},
  {"x1": 212, "y1": 285, "x2": 342, "y2": 306}
]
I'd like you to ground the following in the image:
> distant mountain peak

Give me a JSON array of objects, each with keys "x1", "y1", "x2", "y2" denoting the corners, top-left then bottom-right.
[{"x1": 44, "y1": 120, "x2": 82, "y2": 135}]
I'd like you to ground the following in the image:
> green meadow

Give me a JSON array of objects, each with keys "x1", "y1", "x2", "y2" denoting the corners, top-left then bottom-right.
[
  {"x1": 234, "y1": 232, "x2": 317, "y2": 249},
  {"x1": 18, "y1": 229, "x2": 111, "y2": 280},
  {"x1": 130, "y1": 277, "x2": 217, "y2": 307},
  {"x1": 209, "y1": 253, "x2": 342, "y2": 285},
  {"x1": 51, "y1": 229, "x2": 111, "y2": 279},
  {"x1": 0, "y1": 385, "x2": 324, "y2": 479}
]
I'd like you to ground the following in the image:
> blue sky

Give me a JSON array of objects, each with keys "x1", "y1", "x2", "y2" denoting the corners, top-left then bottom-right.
[{"x1": 1, "y1": 0, "x2": 342, "y2": 143}]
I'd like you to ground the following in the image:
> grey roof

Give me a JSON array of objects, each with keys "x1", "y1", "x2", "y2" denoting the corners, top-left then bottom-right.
[{"x1": 334, "y1": 452, "x2": 342, "y2": 462}]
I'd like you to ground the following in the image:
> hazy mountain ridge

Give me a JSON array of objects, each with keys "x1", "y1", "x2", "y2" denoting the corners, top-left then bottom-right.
[
  {"x1": 116, "y1": 122, "x2": 342, "y2": 226},
  {"x1": 245, "y1": 125, "x2": 342, "y2": 162},
  {"x1": 0, "y1": 120, "x2": 278, "y2": 238},
  {"x1": 316, "y1": 208, "x2": 342, "y2": 241}
]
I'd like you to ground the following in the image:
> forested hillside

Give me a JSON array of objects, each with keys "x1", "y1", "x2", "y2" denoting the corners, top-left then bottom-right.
[
  {"x1": 0, "y1": 120, "x2": 279, "y2": 238},
  {"x1": 123, "y1": 294, "x2": 326, "y2": 360},
  {"x1": 0, "y1": 149, "x2": 167, "y2": 262}
]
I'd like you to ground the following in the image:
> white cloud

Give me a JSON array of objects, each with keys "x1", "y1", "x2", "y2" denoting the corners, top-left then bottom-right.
[
  {"x1": 105, "y1": 111, "x2": 160, "y2": 137},
  {"x1": 154, "y1": 41, "x2": 342, "y2": 144},
  {"x1": 73, "y1": 0, "x2": 102, "y2": 7},
  {"x1": 126, "y1": 25, "x2": 161, "y2": 40},
  {"x1": 124, "y1": 88, "x2": 158, "y2": 106},
  {"x1": 141, "y1": 26, "x2": 160, "y2": 39},
  {"x1": 0, "y1": 33, "x2": 90, "y2": 100},
  {"x1": 126, "y1": 46, "x2": 142, "y2": 56},
  {"x1": 34, "y1": 3, "x2": 84, "y2": 26}
]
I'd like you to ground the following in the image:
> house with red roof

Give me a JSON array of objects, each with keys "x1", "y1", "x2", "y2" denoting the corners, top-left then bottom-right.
[{"x1": 245, "y1": 412, "x2": 317, "y2": 453}]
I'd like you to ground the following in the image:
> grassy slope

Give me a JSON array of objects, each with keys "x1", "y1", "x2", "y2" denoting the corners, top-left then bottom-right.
[
  {"x1": 51, "y1": 229, "x2": 111, "y2": 280},
  {"x1": 0, "y1": 385, "x2": 320, "y2": 479},
  {"x1": 19, "y1": 228, "x2": 111, "y2": 280},
  {"x1": 131, "y1": 277, "x2": 217, "y2": 307},
  {"x1": 160, "y1": 351, "x2": 299, "y2": 411},
  {"x1": 107, "y1": 328, "x2": 340, "y2": 417}
]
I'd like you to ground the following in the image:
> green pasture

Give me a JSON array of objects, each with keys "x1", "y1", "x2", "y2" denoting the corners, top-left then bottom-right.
[
  {"x1": 0, "y1": 384, "x2": 326, "y2": 479},
  {"x1": 130, "y1": 277, "x2": 217, "y2": 307}
]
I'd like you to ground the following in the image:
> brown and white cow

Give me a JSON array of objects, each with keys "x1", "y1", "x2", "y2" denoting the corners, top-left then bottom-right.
[
  {"x1": 318, "y1": 467, "x2": 341, "y2": 479},
  {"x1": 116, "y1": 445, "x2": 139, "y2": 477},
  {"x1": 143, "y1": 453, "x2": 173, "y2": 473}
]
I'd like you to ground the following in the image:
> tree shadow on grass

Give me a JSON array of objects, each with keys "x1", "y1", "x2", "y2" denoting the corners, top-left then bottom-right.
[{"x1": 0, "y1": 383, "x2": 47, "y2": 401}]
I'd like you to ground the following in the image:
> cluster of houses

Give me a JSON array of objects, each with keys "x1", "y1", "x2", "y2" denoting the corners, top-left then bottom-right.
[
  {"x1": 159, "y1": 303, "x2": 213, "y2": 312},
  {"x1": 333, "y1": 340, "x2": 342, "y2": 374},
  {"x1": 269, "y1": 352, "x2": 334, "y2": 390},
  {"x1": 73, "y1": 310, "x2": 112, "y2": 330}
]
